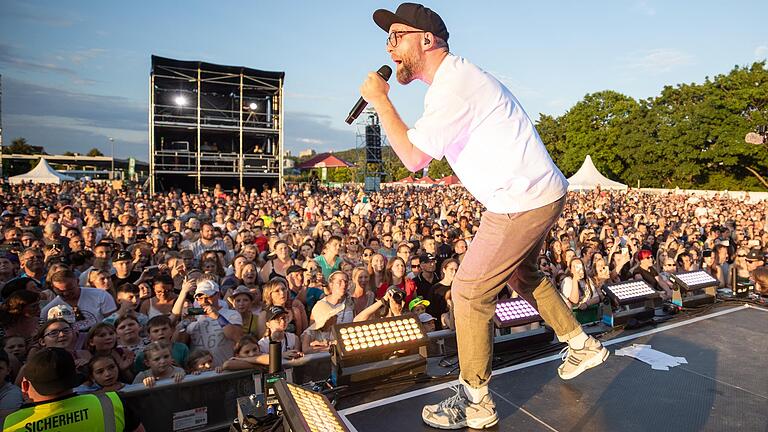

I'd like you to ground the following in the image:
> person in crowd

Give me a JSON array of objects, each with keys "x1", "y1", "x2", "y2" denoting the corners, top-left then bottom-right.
[
  {"x1": 84, "y1": 354, "x2": 128, "y2": 392},
  {"x1": 30, "y1": 318, "x2": 91, "y2": 374},
  {"x1": 182, "y1": 280, "x2": 243, "y2": 366},
  {"x1": 133, "y1": 315, "x2": 189, "y2": 373},
  {"x1": 258, "y1": 306, "x2": 301, "y2": 354},
  {"x1": 112, "y1": 251, "x2": 141, "y2": 287},
  {"x1": 367, "y1": 253, "x2": 388, "y2": 292},
  {"x1": 222, "y1": 333, "x2": 302, "y2": 371},
  {"x1": 139, "y1": 274, "x2": 178, "y2": 319},
  {"x1": 419, "y1": 311, "x2": 437, "y2": 333},
  {"x1": 115, "y1": 313, "x2": 146, "y2": 356},
  {"x1": 312, "y1": 271, "x2": 356, "y2": 325},
  {"x1": 633, "y1": 249, "x2": 673, "y2": 299},
  {"x1": 414, "y1": 253, "x2": 438, "y2": 302},
  {"x1": 349, "y1": 266, "x2": 375, "y2": 315},
  {"x1": 187, "y1": 223, "x2": 227, "y2": 261},
  {"x1": 4, "y1": 347, "x2": 144, "y2": 431},
  {"x1": 428, "y1": 258, "x2": 458, "y2": 329},
  {"x1": 377, "y1": 256, "x2": 417, "y2": 302},
  {"x1": 220, "y1": 254, "x2": 250, "y2": 293},
  {"x1": 42, "y1": 270, "x2": 117, "y2": 334},
  {"x1": 0, "y1": 350, "x2": 23, "y2": 412},
  {"x1": 132, "y1": 341, "x2": 185, "y2": 388},
  {"x1": 17, "y1": 248, "x2": 46, "y2": 286},
  {"x1": 354, "y1": 286, "x2": 408, "y2": 322},
  {"x1": 301, "y1": 300, "x2": 343, "y2": 354},
  {"x1": 88, "y1": 268, "x2": 115, "y2": 297},
  {"x1": 3, "y1": 336, "x2": 27, "y2": 364},
  {"x1": 85, "y1": 322, "x2": 135, "y2": 383},
  {"x1": 315, "y1": 236, "x2": 343, "y2": 281},
  {"x1": 560, "y1": 258, "x2": 600, "y2": 310},
  {"x1": 228, "y1": 286, "x2": 263, "y2": 337},
  {"x1": 298, "y1": 260, "x2": 325, "y2": 314},
  {"x1": 0, "y1": 289, "x2": 40, "y2": 341},
  {"x1": 260, "y1": 240, "x2": 296, "y2": 281},
  {"x1": 186, "y1": 349, "x2": 222, "y2": 375}
]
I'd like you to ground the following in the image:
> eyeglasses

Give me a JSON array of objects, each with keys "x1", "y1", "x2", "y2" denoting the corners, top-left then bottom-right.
[
  {"x1": 44, "y1": 327, "x2": 72, "y2": 338},
  {"x1": 388, "y1": 30, "x2": 426, "y2": 47}
]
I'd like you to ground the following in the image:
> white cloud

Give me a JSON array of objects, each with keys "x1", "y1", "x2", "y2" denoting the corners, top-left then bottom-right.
[
  {"x1": 490, "y1": 72, "x2": 541, "y2": 98},
  {"x1": 632, "y1": 1, "x2": 656, "y2": 16},
  {"x1": 296, "y1": 138, "x2": 324, "y2": 145},
  {"x1": 755, "y1": 45, "x2": 768, "y2": 61},
  {"x1": 66, "y1": 48, "x2": 108, "y2": 65},
  {"x1": 618, "y1": 48, "x2": 694, "y2": 74},
  {"x1": 7, "y1": 114, "x2": 146, "y2": 144}
]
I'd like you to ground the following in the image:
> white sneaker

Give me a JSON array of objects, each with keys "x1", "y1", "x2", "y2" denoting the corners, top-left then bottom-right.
[
  {"x1": 558, "y1": 336, "x2": 609, "y2": 380},
  {"x1": 422, "y1": 385, "x2": 499, "y2": 429}
]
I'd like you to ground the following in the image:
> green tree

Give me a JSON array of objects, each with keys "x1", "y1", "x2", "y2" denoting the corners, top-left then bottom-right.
[
  {"x1": 7, "y1": 137, "x2": 36, "y2": 154},
  {"x1": 427, "y1": 158, "x2": 453, "y2": 179},
  {"x1": 87, "y1": 148, "x2": 104, "y2": 157},
  {"x1": 327, "y1": 167, "x2": 354, "y2": 183},
  {"x1": 537, "y1": 61, "x2": 768, "y2": 190}
]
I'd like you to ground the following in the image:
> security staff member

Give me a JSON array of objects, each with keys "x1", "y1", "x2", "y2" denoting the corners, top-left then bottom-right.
[{"x1": 3, "y1": 347, "x2": 143, "y2": 432}]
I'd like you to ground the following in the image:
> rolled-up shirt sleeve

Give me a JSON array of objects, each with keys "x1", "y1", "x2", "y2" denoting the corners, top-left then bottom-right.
[{"x1": 407, "y1": 90, "x2": 471, "y2": 161}]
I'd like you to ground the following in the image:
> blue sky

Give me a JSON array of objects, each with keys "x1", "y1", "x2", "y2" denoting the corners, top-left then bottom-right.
[{"x1": 1, "y1": 0, "x2": 766, "y2": 160}]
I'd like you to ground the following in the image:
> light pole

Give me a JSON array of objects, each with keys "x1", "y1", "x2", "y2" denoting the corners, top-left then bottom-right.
[{"x1": 109, "y1": 137, "x2": 115, "y2": 180}]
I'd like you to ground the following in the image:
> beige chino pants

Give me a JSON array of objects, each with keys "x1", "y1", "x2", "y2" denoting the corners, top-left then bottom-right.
[{"x1": 452, "y1": 195, "x2": 582, "y2": 388}]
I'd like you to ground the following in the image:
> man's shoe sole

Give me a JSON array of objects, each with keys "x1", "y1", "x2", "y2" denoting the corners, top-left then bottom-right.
[
  {"x1": 468, "y1": 413, "x2": 499, "y2": 429},
  {"x1": 422, "y1": 410, "x2": 498, "y2": 430},
  {"x1": 558, "y1": 346, "x2": 609, "y2": 380}
]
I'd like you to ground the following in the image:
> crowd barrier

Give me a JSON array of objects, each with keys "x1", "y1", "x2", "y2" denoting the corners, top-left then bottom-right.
[{"x1": 118, "y1": 329, "x2": 457, "y2": 431}]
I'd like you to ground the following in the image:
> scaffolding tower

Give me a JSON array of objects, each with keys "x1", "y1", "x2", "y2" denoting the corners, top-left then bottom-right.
[
  {"x1": 354, "y1": 108, "x2": 386, "y2": 192},
  {"x1": 149, "y1": 56, "x2": 285, "y2": 193}
]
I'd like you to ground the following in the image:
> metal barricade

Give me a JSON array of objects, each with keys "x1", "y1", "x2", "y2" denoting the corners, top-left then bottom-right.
[{"x1": 117, "y1": 331, "x2": 455, "y2": 431}]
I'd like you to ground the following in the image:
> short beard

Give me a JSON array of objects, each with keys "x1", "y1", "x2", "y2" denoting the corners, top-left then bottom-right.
[{"x1": 397, "y1": 54, "x2": 421, "y2": 85}]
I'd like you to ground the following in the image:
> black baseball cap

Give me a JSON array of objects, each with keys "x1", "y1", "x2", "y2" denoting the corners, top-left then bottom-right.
[
  {"x1": 24, "y1": 347, "x2": 79, "y2": 395},
  {"x1": 373, "y1": 3, "x2": 449, "y2": 42},
  {"x1": 286, "y1": 264, "x2": 305, "y2": 275},
  {"x1": 267, "y1": 306, "x2": 288, "y2": 321},
  {"x1": 746, "y1": 248, "x2": 764, "y2": 261},
  {"x1": 113, "y1": 251, "x2": 132, "y2": 262},
  {"x1": 419, "y1": 252, "x2": 436, "y2": 263}
]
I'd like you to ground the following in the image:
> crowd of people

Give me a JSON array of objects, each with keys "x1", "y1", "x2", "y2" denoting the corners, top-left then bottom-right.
[{"x1": 1, "y1": 179, "x2": 767, "y2": 412}]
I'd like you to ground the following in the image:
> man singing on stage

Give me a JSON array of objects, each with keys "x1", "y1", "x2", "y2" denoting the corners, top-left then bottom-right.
[{"x1": 359, "y1": 3, "x2": 609, "y2": 429}]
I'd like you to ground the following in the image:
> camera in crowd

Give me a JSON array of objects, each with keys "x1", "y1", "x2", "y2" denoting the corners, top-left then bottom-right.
[{"x1": 386, "y1": 286, "x2": 406, "y2": 304}]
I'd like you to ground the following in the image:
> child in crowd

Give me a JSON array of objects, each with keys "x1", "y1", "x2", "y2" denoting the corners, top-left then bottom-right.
[
  {"x1": 0, "y1": 350, "x2": 23, "y2": 411},
  {"x1": 222, "y1": 332, "x2": 302, "y2": 371},
  {"x1": 258, "y1": 306, "x2": 300, "y2": 354},
  {"x1": 104, "y1": 283, "x2": 149, "y2": 327},
  {"x1": 86, "y1": 322, "x2": 135, "y2": 383},
  {"x1": 133, "y1": 341, "x2": 185, "y2": 388},
  {"x1": 134, "y1": 315, "x2": 189, "y2": 373},
  {"x1": 186, "y1": 349, "x2": 222, "y2": 374},
  {"x1": 115, "y1": 313, "x2": 147, "y2": 355},
  {"x1": 78, "y1": 355, "x2": 127, "y2": 392},
  {"x1": 3, "y1": 336, "x2": 27, "y2": 363}
]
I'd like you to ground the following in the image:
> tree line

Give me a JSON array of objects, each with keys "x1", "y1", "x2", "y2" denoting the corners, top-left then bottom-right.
[{"x1": 318, "y1": 61, "x2": 768, "y2": 190}]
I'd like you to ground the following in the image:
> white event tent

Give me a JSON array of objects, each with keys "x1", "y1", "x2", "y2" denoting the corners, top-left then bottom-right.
[
  {"x1": 567, "y1": 155, "x2": 627, "y2": 191},
  {"x1": 9, "y1": 158, "x2": 76, "y2": 184}
]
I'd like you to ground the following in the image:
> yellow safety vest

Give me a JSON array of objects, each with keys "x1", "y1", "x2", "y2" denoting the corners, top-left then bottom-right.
[{"x1": 2, "y1": 392, "x2": 125, "y2": 432}]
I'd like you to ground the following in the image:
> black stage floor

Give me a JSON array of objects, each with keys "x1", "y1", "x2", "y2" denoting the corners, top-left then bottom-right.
[{"x1": 339, "y1": 304, "x2": 768, "y2": 432}]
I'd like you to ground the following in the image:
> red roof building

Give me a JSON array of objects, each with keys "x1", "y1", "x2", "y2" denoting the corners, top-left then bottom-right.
[{"x1": 296, "y1": 152, "x2": 354, "y2": 169}]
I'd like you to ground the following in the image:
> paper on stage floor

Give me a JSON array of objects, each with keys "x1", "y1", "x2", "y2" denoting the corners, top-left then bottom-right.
[{"x1": 614, "y1": 344, "x2": 688, "y2": 371}]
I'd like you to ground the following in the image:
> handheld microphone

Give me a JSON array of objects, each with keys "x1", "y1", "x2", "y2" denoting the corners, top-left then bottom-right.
[{"x1": 345, "y1": 65, "x2": 392, "y2": 124}]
